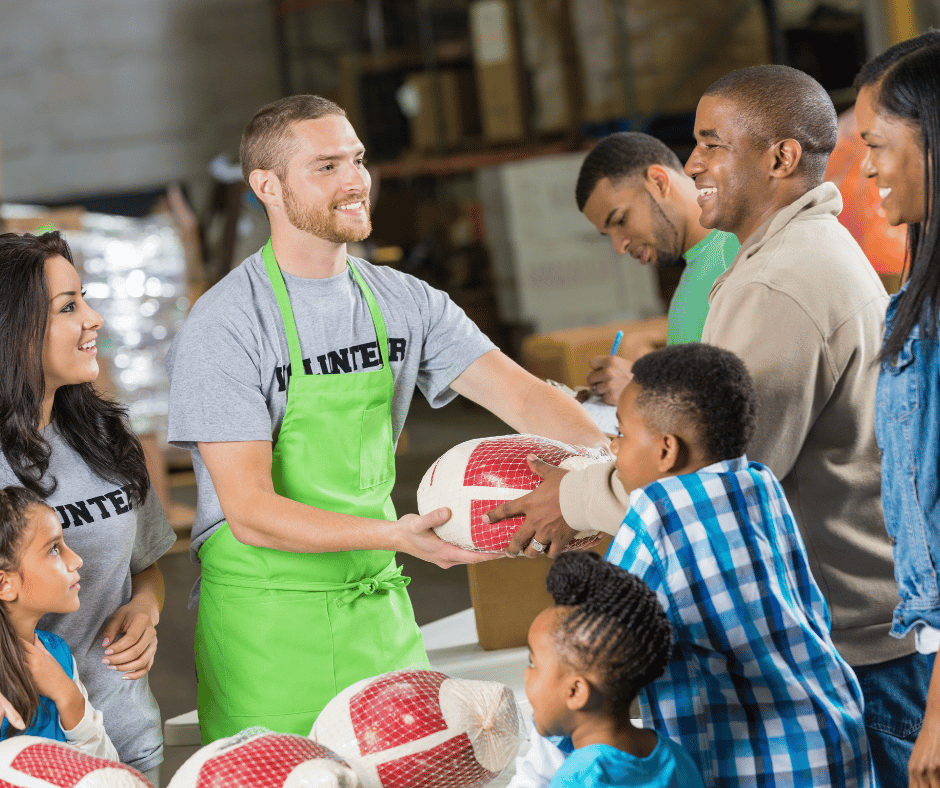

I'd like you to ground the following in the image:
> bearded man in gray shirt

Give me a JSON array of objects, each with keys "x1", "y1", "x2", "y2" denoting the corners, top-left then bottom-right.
[{"x1": 166, "y1": 94, "x2": 607, "y2": 742}]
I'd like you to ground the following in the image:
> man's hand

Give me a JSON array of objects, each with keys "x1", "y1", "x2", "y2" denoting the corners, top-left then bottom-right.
[
  {"x1": 586, "y1": 355, "x2": 636, "y2": 406},
  {"x1": 483, "y1": 455, "x2": 576, "y2": 559},
  {"x1": 396, "y1": 508, "x2": 499, "y2": 568}
]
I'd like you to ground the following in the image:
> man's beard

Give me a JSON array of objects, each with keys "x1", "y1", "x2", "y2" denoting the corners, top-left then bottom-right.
[
  {"x1": 282, "y1": 182, "x2": 372, "y2": 243},
  {"x1": 648, "y1": 193, "x2": 684, "y2": 268}
]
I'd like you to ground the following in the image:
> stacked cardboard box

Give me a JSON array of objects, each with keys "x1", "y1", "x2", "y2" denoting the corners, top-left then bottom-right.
[
  {"x1": 570, "y1": 0, "x2": 771, "y2": 120},
  {"x1": 469, "y1": 0, "x2": 528, "y2": 143},
  {"x1": 404, "y1": 69, "x2": 481, "y2": 151}
]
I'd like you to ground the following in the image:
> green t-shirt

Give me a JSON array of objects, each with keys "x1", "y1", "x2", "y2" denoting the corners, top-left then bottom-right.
[{"x1": 666, "y1": 229, "x2": 740, "y2": 345}]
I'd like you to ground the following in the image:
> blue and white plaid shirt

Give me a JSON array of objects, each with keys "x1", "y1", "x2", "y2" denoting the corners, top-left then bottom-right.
[{"x1": 607, "y1": 456, "x2": 873, "y2": 788}]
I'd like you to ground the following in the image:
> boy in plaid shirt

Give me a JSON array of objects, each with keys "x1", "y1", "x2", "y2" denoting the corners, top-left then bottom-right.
[{"x1": 510, "y1": 344, "x2": 873, "y2": 788}]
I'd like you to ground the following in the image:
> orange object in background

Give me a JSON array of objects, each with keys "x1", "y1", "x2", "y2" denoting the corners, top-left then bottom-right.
[{"x1": 827, "y1": 108, "x2": 908, "y2": 278}]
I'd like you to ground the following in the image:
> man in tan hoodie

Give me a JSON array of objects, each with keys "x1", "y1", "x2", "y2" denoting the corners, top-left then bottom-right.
[
  {"x1": 492, "y1": 64, "x2": 918, "y2": 787},
  {"x1": 682, "y1": 66, "x2": 928, "y2": 787}
]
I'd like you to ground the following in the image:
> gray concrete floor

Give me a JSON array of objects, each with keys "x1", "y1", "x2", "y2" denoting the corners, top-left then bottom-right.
[{"x1": 150, "y1": 395, "x2": 507, "y2": 781}]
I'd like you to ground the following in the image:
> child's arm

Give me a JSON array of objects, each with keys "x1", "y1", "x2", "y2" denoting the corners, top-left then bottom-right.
[
  {"x1": 61, "y1": 658, "x2": 121, "y2": 761},
  {"x1": 21, "y1": 637, "x2": 119, "y2": 760}
]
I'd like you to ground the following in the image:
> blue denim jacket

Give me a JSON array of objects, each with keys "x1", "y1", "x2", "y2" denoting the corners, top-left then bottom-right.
[{"x1": 875, "y1": 285, "x2": 940, "y2": 638}]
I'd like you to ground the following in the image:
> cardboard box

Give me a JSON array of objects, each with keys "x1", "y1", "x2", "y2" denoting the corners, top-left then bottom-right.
[
  {"x1": 569, "y1": 0, "x2": 771, "y2": 120},
  {"x1": 469, "y1": 0, "x2": 527, "y2": 143},
  {"x1": 517, "y1": 0, "x2": 580, "y2": 135},
  {"x1": 406, "y1": 70, "x2": 480, "y2": 151},
  {"x1": 469, "y1": 536, "x2": 613, "y2": 650},
  {"x1": 521, "y1": 316, "x2": 668, "y2": 389}
]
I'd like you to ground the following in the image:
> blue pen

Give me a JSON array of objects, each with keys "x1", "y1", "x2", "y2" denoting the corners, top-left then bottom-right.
[{"x1": 609, "y1": 330, "x2": 624, "y2": 356}]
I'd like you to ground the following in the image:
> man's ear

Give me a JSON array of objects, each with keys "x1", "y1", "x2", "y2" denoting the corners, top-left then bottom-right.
[
  {"x1": 646, "y1": 165, "x2": 672, "y2": 199},
  {"x1": 248, "y1": 169, "x2": 283, "y2": 211},
  {"x1": 659, "y1": 433, "x2": 687, "y2": 474},
  {"x1": 0, "y1": 570, "x2": 19, "y2": 603},
  {"x1": 770, "y1": 139, "x2": 802, "y2": 179}
]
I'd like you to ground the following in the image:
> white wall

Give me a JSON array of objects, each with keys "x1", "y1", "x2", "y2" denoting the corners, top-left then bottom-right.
[{"x1": 0, "y1": 0, "x2": 280, "y2": 202}]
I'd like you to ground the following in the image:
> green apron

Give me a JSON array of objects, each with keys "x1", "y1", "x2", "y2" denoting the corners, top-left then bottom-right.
[{"x1": 194, "y1": 241, "x2": 428, "y2": 742}]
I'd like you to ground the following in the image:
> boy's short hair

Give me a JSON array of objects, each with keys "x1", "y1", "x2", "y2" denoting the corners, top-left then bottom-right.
[
  {"x1": 240, "y1": 94, "x2": 346, "y2": 183},
  {"x1": 630, "y1": 343, "x2": 756, "y2": 461},
  {"x1": 546, "y1": 551, "x2": 672, "y2": 724}
]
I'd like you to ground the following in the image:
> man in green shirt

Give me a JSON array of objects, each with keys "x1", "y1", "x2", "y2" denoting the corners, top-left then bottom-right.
[{"x1": 576, "y1": 132, "x2": 740, "y2": 404}]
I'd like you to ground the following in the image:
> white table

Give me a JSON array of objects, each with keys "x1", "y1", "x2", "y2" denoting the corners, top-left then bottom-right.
[{"x1": 163, "y1": 608, "x2": 533, "y2": 785}]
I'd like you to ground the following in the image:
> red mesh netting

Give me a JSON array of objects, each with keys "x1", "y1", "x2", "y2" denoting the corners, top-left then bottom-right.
[
  {"x1": 418, "y1": 435, "x2": 609, "y2": 552},
  {"x1": 311, "y1": 668, "x2": 523, "y2": 788},
  {"x1": 167, "y1": 730, "x2": 357, "y2": 788},
  {"x1": 0, "y1": 738, "x2": 151, "y2": 788}
]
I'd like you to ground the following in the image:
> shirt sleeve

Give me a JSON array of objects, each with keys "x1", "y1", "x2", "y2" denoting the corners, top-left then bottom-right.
[
  {"x1": 60, "y1": 658, "x2": 121, "y2": 761},
  {"x1": 166, "y1": 295, "x2": 274, "y2": 446},
  {"x1": 129, "y1": 484, "x2": 177, "y2": 575},
  {"x1": 408, "y1": 277, "x2": 497, "y2": 407},
  {"x1": 558, "y1": 462, "x2": 630, "y2": 535},
  {"x1": 916, "y1": 625, "x2": 940, "y2": 654},
  {"x1": 506, "y1": 729, "x2": 567, "y2": 788},
  {"x1": 702, "y1": 282, "x2": 835, "y2": 480}
]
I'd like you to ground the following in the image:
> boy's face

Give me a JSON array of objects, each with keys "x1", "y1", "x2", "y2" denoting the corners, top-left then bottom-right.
[
  {"x1": 611, "y1": 381, "x2": 667, "y2": 494},
  {"x1": 524, "y1": 607, "x2": 575, "y2": 738}
]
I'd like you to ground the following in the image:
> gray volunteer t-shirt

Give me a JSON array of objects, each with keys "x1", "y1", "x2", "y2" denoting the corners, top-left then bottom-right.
[
  {"x1": 0, "y1": 426, "x2": 176, "y2": 772},
  {"x1": 166, "y1": 250, "x2": 496, "y2": 553}
]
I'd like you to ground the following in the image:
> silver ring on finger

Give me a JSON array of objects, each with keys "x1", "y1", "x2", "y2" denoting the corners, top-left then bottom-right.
[
  {"x1": 530, "y1": 538, "x2": 546, "y2": 553},
  {"x1": 591, "y1": 384, "x2": 598, "y2": 394}
]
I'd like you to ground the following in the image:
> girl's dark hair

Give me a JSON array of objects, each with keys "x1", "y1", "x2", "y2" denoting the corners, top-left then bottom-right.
[
  {"x1": 0, "y1": 232, "x2": 149, "y2": 506},
  {"x1": 546, "y1": 551, "x2": 672, "y2": 725},
  {"x1": 0, "y1": 486, "x2": 49, "y2": 736},
  {"x1": 872, "y1": 45, "x2": 940, "y2": 362},
  {"x1": 853, "y1": 29, "x2": 940, "y2": 90}
]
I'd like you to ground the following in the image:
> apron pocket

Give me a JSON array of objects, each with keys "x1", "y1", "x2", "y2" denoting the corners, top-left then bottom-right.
[
  {"x1": 360, "y1": 403, "x2": 395, "y2": 490},
  {"x1": 220, "y1": 591, "x2": 336, "y2": 719}
]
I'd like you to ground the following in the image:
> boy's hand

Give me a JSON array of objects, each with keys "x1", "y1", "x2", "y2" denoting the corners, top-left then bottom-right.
[
  {"x1": 101, "y1": 604, "x2": 158, "y2": 680},
  {"x1": 484, "y1": 455, "x2": 577, "y2": 558}
]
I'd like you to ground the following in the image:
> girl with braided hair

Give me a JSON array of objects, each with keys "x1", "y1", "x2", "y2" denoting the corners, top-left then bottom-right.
[{"x1": 523, "y1": 550, "x2": 703, "y2": 788}]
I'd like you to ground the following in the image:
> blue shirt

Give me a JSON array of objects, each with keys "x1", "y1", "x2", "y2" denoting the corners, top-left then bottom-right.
[
  {"x1": 0, "y1": 630, "x2": 72, "y2": 742},
  {"x1": 548, "y1": 738, "x2": 704, "y2": 788},
  {"x1": 875, "y1": 285, "x2": 940, "y2": 641},
  {"x1": 606, "y1": 457, "x2": 872, "y2": 788}
]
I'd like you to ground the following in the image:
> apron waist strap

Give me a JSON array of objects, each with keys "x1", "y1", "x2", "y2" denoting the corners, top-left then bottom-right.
[{"x1": 200, "y1": 560, "x2": 410, "y2": 608}]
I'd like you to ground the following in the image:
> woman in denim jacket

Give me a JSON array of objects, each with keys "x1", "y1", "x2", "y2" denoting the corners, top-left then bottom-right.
[{"x1": 857, "y1": 42, "x2": 940, "y2": 786}]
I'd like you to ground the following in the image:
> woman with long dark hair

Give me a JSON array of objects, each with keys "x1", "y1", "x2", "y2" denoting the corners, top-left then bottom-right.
[
  {"x1": 857, "y1": 42, "x2": 940, "y2": 786},
  {"x1": 0, "y1": 231, "x2": 175, "y2": 783}
]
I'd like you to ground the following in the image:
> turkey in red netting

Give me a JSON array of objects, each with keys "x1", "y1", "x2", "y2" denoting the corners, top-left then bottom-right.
[
  {"x1": 417, "y1": 435, "x2": 610, "y2": 552},
  {"x1": 167, "y1": 729, "x2": 358, "y2": 788},
  {"x1": 0, "y1": 737, "x2": 153, "y2": 788},
  {"x1": 310, "y1": 668, "x2": 523, "y2": 788}
]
